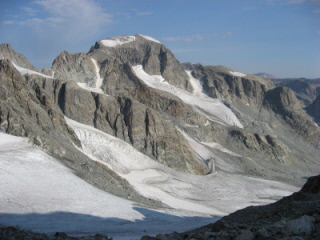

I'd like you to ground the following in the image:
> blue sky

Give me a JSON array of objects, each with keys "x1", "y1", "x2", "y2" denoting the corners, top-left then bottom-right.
[{"x1": 1, "y1": 0, "x2": 319, "y2": 78}]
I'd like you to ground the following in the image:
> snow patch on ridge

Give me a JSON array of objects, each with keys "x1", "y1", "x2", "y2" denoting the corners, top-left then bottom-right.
[
  {"x1": 138, "y1": 34, "x2": 161, "y2": 43},
  {"x1": 100, "y1": 35, "x2": 136, "y2": 47},
  {"x1": 230, "y1": 71, "x2": 246, "y2": 77},
  {"x1": 12, "y1": 62, "x2": 53, "y2": 79},
  {"x1": 186, "y1": 70, "x2": 204, "y2": 97},
  {"x1": 90, "y1": 58, "x2": 104, "y2": 91},
  {"x1": 75, "y1": 58, "x2": 105, "y2": 94},
  {"x1": 132, "y1": 65, "x2": 243, "y2": 128},
  {"x1": 76, "y1": 83, "x2": 104, "y2": 94}
]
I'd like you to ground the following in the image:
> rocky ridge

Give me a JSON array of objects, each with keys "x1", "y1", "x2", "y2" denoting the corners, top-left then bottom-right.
[{"x1": 273, "y1": 78, "x2": 320, "y2": 107}]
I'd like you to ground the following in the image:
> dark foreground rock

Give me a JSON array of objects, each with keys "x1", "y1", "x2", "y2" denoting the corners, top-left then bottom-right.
[
  {"x1": 144, "y1": 175, "x2": 320, "y2": 240},
  {"x1": 0, "y1": 226, "x2": 111, "y2": 240}
]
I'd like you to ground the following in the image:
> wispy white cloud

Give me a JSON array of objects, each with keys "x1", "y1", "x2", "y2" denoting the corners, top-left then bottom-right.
[
  {"x1": 162, "y1": 34, "x2": 204, "y2": 42},
  {"x1": 19, "y1": 0, "x2": 113, "y2": 44}
]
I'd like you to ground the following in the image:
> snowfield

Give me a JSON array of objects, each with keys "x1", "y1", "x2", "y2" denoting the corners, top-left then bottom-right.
[
  {"x1": 100, "y1": 35, "x2": 136, "y2": 47},
  {"x1": 132, "y1": 65, "x2": 244, "y2": 128},
  {"x1": 0, "y1": 120, "x2": 298, "y2": 239},
  {"x1": 229, "y1": 71, "x2": 247, "y2": 77},
  {"x1": 138, "y1": 34, "x2": 161, "y2": 43},
  {"x1": 0, "y1": 133, "x2": 216, "y2": 239},
  {"x1": 12, "y1": 62, "x2": 53, "y2": 79}
]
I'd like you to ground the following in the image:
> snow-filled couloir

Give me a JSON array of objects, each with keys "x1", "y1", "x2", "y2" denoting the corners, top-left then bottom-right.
[
  {"x1": 132, "y1": 65, "x2": 244, "y2": 128},
  {"x1": 76, "y1": 58, "x2": 105, "y2": 94}
]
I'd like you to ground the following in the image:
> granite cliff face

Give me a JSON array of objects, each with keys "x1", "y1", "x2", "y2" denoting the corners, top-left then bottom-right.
[
  {"x1": 274, "y1": 78, "x2": 320, "y2": 107},
  {"x1": 190, "y1": 64, "x2": 274, "y2": 107},
  {"x1": 52, "y1": 51, "x2": 97, "y2": 86},
  {"x1": 0, "y1": 44, "x2": 37, "y2": 70},
  {"x1": 0, "y1": 35, "x2": 320, "y2": 205}
]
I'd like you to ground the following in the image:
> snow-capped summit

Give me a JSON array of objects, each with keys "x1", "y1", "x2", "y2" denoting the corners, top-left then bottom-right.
[
  {"x1": 99, "y1": 34, "x2": 161, "y2": 48},
  {"x1": 100, "y1": 35, "x2": 137, "y2": 47},
  {"x1": 138, "y1": 34, "x2": 161, "y2": 43}
]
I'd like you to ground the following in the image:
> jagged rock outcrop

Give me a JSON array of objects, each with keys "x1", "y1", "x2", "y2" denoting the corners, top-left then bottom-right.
[
  {"x1": 301, "y1": 174, "x2": 320, "y2": 194},
  {"x1": 274, "y1": 78, "x2": 320, "y2": 107},
  {"x1": 0, "y1": 43, "x2": 52, "y2": 76},
  {"x1": 88, "y1": 34, "x2": 193, "y2": 92},
  {"x1": 52, "y1": 51, "x2": 97, "y2": 86},
  {"x1": 263, "y1": 86, "x2": 320, "y2": 144},
  {"x1": 0, "y1": 44, "x2": 37, "y2": 70},
  {"x1": 190, "y1": 64, "x2": 274, "y2": 106},
  {"x1": 0, "y1": 59, "x2": 79, "y2": 149},
  {"x1": 306, "y1": 95, "x2": 320, "y2": 125},
  {"x1": 226, "y1": 129, "x2": 288, "y2": 164},
  {"x1": 0, "y1": 226, "x2": 112, "y2": 240}
]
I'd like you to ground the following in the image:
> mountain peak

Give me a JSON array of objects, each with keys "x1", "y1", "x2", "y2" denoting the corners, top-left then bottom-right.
[
  {"x1": 98, "y1": 34, "x2": 161, "y2": 48},
  {"x1": 0, "y1": 43, "x2": 36, "y2": 71}
]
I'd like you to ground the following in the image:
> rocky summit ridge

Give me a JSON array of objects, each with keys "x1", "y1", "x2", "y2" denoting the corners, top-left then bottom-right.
[{"x1": 0, "y1": 34, "x2": 320, "y2": 238}]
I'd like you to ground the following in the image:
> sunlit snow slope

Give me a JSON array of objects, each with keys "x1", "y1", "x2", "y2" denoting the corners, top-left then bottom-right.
[
  {"x1": 0, "y1": 133, "x2": 216, "y2": 239},
  {"x1": 67, "y1": 118, "x2": 298, "y2": 216},
  {"x1": 132, "y1": 65, "x2": 243, "y2": 128}
]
